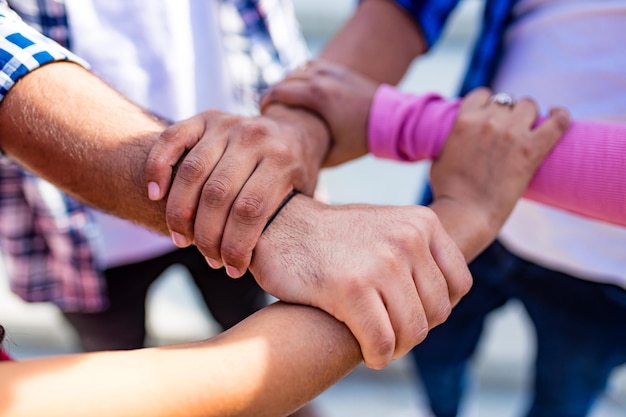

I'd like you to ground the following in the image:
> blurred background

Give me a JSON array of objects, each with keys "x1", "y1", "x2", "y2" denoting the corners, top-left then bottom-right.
[{"x1": 1, "y1": 0, "x2": 625, "y2": 416}]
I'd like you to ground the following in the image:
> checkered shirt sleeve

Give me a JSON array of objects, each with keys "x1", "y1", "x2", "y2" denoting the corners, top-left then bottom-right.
[{"x1": 0, "y1": 1, "x2": 86, "y2": 101}]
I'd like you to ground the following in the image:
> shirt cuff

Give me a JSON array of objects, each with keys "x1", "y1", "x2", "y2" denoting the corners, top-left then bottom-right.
[
  {"x1": 368, "y1": 84, "x2": 411, "y2": 161},
  {"x1": 0, "y1": 5, "x2": 88, "y2": 102}
]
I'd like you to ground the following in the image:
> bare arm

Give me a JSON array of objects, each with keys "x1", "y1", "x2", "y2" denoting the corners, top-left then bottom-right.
[
  {"x1": 0, "y1": 302, "x2": 361, "y2": 417},
  {"x1": 0, "y1": 61, "x2": 471, "y2": 371},
  {"x1": 0, "y1": 62, "x2": 169, "y2": 234},
  {"x1": 320, "y1": 0, "x2": 427, "y2": 84}
]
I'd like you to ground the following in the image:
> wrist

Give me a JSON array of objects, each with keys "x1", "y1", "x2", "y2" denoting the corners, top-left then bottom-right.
[
  {"x1": 262, "y1": 190, "x2": 301, "y2": 233},
  {"x1": 263, "y1": 103, "x2": 331, "y2": 169},
  {"x1": 251, "y1": 194, "x2": 324, "y2": 274},
  {"x1": 428, "y1": 197, "x2": 495, "y2": 262}
]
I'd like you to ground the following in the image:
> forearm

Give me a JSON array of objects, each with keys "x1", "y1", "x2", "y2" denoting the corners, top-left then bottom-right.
[
  {"x1": 0, "y1": 62, "x2": 170, "y2": 234},
  {"x1": 428, "y1": 198, "x2": 493, "y2": 262},
  {"x1": 0, "y1": 303, "x2": 361, "y2": 417},
  {"x1": 319, "y1": 0, "x2": 426, "y2": 84},
  {"x1": 369, "y1": 85, "x2": 626, "y2": 227}
]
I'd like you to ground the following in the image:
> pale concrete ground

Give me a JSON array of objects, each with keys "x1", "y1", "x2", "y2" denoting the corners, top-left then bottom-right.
[{"x1": 1, "y1": 0, "x2": 625, "y2": 416}]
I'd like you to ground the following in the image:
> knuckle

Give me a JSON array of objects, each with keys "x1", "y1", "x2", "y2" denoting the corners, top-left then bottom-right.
[
  {"x1": 220, "y1": 241, "x2": 250, "y2": 266},
  {"x1": 430, "y1": 301, "x2": 452, "y2": 327},
  {"x1": 377, "y1": 250, "x2": 402, "y2": 272},
  {"x1": 454, "y1": 113, "x2": 479, "y2": 132},
  {"x1": 201, "y1": 177, "x2": 234, "y2": 208},
  {"x1": 418, "y1": 205, "x2": 439, "y2": 224},
  {"x1": 166, "y1": 205, "x2": 195, "y2": 231},
  {"x1": 145, "y1": 153, "x2": 170, "y2": 177},
  {"x1": 342, "y1": 274, "x2": 369, "y2": 297},
  {"x1": 269, "y1": 143, "x2": 300, "y2": 169},
  {"x1": 413, "y1": 322, "x2": 430, "y2": 345},
  {"x1": 406, "y1": 206, "x2": 438, "y2": 240},
  {"x1": 483, "y1": 117, "x2": 502, "y2": 136},
  {"x1": 460, "y1": 271, "x2": 473, "y2": 296},
  {"x1": 450, "y1": 269, "x2": 473, "y2": 304},
  {"x1": 232, "y1": 194, "x2": 266, "y2": 225},
  {"x1": 238, "y1": 120, "x2": 271, "y2": 145},
  {"x1": 193, "y1": 234, "x2": 219, "y2": 258},
  {"x1": 159, "y1": 125, "x2": 185, "y2": 144},
  {"x1": 177, "y1": 156, "x2": 210, "y2": 183},
  {"x1": 364, "y1": 335, "x2": 395, "y2": 370}
]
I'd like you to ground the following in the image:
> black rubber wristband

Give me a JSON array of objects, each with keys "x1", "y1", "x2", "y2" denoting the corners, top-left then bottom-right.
[{"x1": 263, "y1": 190, "x2": 300, "y2": 233}]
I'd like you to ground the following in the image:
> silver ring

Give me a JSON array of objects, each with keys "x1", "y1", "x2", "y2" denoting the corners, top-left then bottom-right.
[{"x1": 490, "y1": 92, "x2": 515, "y2": 107}]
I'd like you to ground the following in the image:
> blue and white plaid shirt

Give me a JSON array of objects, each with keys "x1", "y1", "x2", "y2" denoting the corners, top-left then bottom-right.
[
  {"x1": 0, "y1": 0, "x2": 308, "y2": 311},
  {"x1": 393, "y1": 0, "x2": 517, "y2": 95}
]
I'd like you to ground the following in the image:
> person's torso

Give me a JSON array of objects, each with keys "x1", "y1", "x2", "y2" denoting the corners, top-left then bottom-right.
[{"x1": 491, "y1": 0, "x2": 626, "y2": 286}]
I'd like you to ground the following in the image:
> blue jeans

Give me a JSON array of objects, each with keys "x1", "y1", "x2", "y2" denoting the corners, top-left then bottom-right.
[{"x1": 410, "y1": 239, "x2": 626, "y2": 417}]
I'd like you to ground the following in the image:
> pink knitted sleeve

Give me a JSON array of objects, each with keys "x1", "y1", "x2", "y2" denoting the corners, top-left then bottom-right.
[{"x1": 368, "y1": 84, "x2": 626, "y2": 226}]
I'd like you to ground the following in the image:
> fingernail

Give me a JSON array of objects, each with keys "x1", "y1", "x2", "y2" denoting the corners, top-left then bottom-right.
[
  {"x1": 225, "y1": 265, "x2": 243, "y2": 278},
  {"x1": 205, "y1": 257, "x2": 223, "y2": 269},
  {"x1": 171, "y1": 232, "x2": 190, "y2": 248},
  {"x1": 148, "y1": 182, "x2": 161, "y2": 200}
]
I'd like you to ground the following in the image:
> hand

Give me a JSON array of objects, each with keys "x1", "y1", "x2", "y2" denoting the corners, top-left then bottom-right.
[
  {"x1": 144, "y1": 106, "x2": 329, "y2": 277},
  {"x1": 261, "y1": 60, "x2": 378, "y2": 167},
  {"x1": 250, "y1": 194, "x2": 472, "y2": 370},
  {"x1": 429, "y1": 88, "x2": 570, "y2": 261}
]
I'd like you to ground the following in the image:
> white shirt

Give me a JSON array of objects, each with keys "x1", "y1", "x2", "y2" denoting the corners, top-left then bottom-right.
[
  {"x1": 491, "y1": 0, "x2": 626, "y2": 287},
  {"x1": 65, "y1": 0, "x2": 238, "y2": 267}
]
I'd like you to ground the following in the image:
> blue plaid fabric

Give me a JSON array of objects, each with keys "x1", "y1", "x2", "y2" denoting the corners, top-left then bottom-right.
[
  {"x1": 220, "y1": 0, "x2": 309, "y2": 114},
  {"x1": 6, "y1": 0, "x2": 71, "y2": 47},
  {"x1": 0, "y1": 1, "x2": 83, "y2": 99},
  {"x1": 393, "y1": 0, "x2": 516, "y2": 95}
]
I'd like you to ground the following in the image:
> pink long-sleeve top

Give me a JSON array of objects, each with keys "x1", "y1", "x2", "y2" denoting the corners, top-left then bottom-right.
[{"x1": 368, "y1": 85, "x2": 626, "y2": 227}]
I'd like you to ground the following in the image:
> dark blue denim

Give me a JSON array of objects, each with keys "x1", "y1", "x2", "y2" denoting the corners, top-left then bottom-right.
[{"x1": 410, "y1": 239, "x2": 626, "y2": 417}]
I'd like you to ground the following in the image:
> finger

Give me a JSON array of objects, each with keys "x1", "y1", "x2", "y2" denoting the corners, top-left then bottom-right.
[
  {"x1": 192, "y1": 149, "x2": 257, "y2": 275},
  {"x1": 427, "y1": 219, "x2": 473, "y2": 307},
  {"x1": 337, "y1": 289, "x2": 396, "y2": 370},
  {"x1": 145, "y1": 119, "x2": 207, "y2": 201},
  {"x1": 220, "y1": 163, "x2": 295, "y2": 277},
  {"x1": 410, "y1": 252, "x2": 453, "y2": 331},
  {"x1": 260, "y1": 80, "x2": 325, "y2": 115},
  {"x1": 259, "y1": 71, "x2": 317, "y2": 112},
  {"x1": 165, "y1": 134, "x2": 228, "y2": 248},
  {"x1": 510, "y1": 97, "x2": 539, "y2": 128},
  {"x1": 460, "y1": 87, "x2": 493, "y2": 111},
  {"x1": 381, "y1": 268, "x2": 429, "y2": 359},
  {"x1": 528, "y1": 106, "x2": 571, "y2": 162}
]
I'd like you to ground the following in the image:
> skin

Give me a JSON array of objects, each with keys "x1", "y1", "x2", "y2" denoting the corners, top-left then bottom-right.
[
  {"x1": 146, "y1": 104, "x2": 331, "y2": 278},
  {"x1": 0, "y1": 61, "x2": 472, "y2": 370},
  {"x1": 319, "y1": 0, "x2": 427, "y2": 84},
  {"x1": 0, "y1": 302, "x2": 362, "y2": 417},
  {"x1": 0, "y1": 59, "x2": 566, "y2": 415},
  {"x1": 136, "y1": 0, "x2": 442, "y2": 368},
  {"x1": 144, "y1": 73, "x2": 569, "y2": 369},
  {"x1": 259, "y1": 60, "x2": 573, "y2": 259},
  {"x1": 143, "y1": 0, "x2": 428, "y2": 271}
]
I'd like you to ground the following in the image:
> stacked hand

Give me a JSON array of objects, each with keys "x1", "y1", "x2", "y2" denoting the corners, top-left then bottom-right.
[
  {"x1": 143, "y1": 59, "x2": 568, "y2": 369},
  {"x1": 262, "y1": 60, "x2": 569, "y2": 260},
  {"x1": 144, "y1": 105, "x2": 329, "y2": 277},
  {"x1": 428, "y1": 87, "x2": 570, "y2": 259},
  {"x1": 250, "y1": 195, "x2": 471, "y2": 369},
  {"x1": 261, "y1": 60, "x2": 378, "y2": 166}
]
